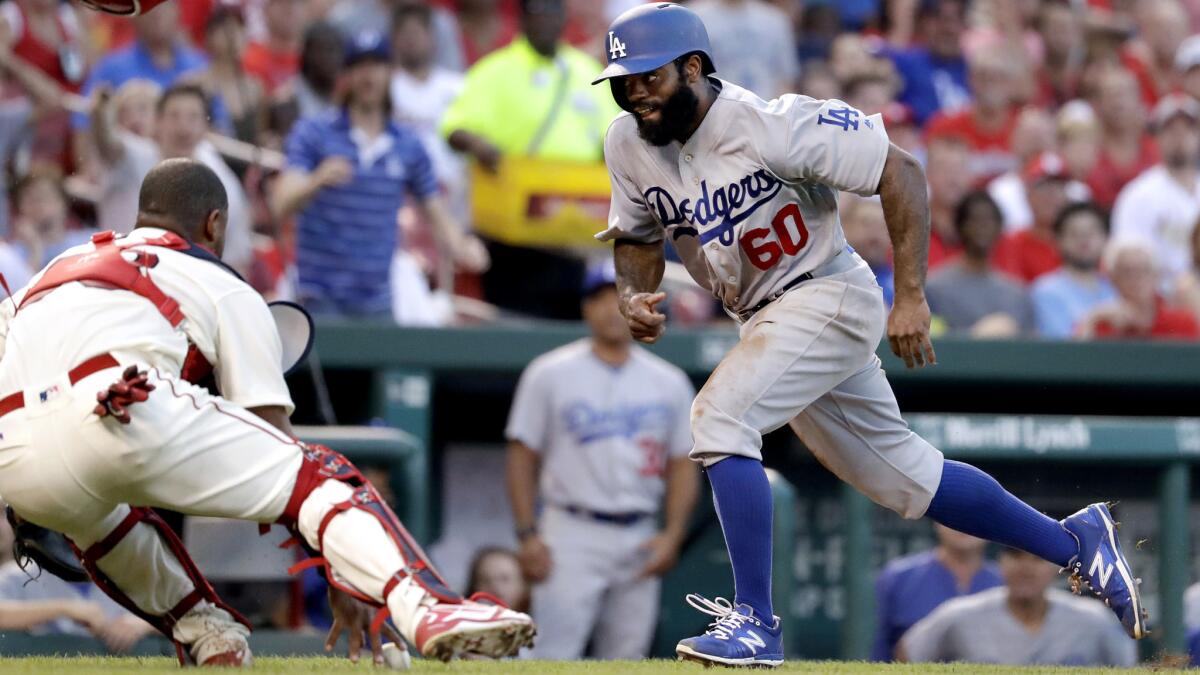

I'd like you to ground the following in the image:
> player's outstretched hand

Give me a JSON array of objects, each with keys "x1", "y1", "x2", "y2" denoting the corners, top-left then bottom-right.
[
  {"x1": 325, "y1": 587, "x2": 405, "y2": 665},
  {"x1": 887, "y1": 295, "x2": 937, "y2": 369},
  {"x1": 623, "y1": 291, "x2": 667, "y2": 344}
]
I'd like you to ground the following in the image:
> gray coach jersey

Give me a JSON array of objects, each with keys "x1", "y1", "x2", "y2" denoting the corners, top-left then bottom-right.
[
  {"x1": 506, "y1": 339, "x2": 694, "y2": 515},
  {"x1": 901, "y1": 587, "x2": 1136, "y2": 666},
  {"x1": 598, "y1": 79, "x2": 889, "y2": 314}
]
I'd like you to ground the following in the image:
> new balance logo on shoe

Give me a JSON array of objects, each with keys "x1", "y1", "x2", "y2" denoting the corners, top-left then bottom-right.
[
  {"x1": 737, "y1": 630, "x2": 766, "y2": 654},
  {"x1": 1090, "y1": 550, "x2": 1114, "y2": 590}
]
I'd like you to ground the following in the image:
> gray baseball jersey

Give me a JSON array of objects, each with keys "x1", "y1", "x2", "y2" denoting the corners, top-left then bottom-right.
[
  {"x1": 506, "y1": 339, "x2": 694, "y2": 514},
  {"x1": 597, "y1": 79, "x2": 888, "y2": 313},
  {"x1": 901, "y1": 587, "x2": 1136, "y2": 666},
  {"x1": 597, "y1": 77, "x2": 945, "y2": 520}
]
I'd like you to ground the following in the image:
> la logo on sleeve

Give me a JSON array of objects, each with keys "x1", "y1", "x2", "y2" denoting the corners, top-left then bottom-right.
[{"x1": 608, "y1": 31, "x2": 627, "y2": 60}]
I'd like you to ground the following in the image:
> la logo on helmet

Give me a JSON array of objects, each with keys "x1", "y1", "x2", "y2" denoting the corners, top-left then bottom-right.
[{"x1": 608, "y1": 32, "x2": 627, "y2": 60}]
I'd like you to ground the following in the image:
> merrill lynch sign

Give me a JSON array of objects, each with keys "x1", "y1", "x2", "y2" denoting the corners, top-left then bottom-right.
[{"x1": 910, "y1": 416, "x2": 1091, "y2": 454}]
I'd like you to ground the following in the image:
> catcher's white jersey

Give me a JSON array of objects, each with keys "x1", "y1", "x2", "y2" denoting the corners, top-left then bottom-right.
[
  {"x1": 0, "y1": 227, "x2": 293, "y2": 412},
  {"x1": 598, "y1": 79, "x2": 888, "y2": 314}
]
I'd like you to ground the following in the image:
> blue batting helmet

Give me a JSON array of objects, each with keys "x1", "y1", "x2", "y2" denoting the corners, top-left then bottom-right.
[{"x1": 591, "y1": 2, "x2": 716, "y2": 86}]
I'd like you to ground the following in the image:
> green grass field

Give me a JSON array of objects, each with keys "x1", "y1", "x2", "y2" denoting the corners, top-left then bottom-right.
[{"x1": 0, "y1": 658, "x2": 1181, "y2": 674}]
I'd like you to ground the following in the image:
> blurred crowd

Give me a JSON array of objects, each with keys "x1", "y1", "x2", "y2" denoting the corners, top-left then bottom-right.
[{"x1": 0, "y1": 0, "x2": 1192, "y2": 338}]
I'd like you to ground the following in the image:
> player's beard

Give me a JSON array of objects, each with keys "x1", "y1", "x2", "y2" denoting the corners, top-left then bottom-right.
[{"x1": 635, "y1": 83, "x2": 700, "y2": 147}]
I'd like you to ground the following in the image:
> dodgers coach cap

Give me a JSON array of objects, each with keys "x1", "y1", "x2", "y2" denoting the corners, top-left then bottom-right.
[
  {"x1": 592, "y1": 3, "x2": 716, "y2": 85},
  {"x1": 582, "y1": 258, "x2": 618, "y2": 297}
]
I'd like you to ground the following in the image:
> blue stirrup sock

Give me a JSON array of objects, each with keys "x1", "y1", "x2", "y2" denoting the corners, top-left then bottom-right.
[
  {"x1": 707, "y1": 456, "x2": 774, "y2": 620},
  {"x1": 925, "y1": 459, "x2": 1078, "y2": 566}
]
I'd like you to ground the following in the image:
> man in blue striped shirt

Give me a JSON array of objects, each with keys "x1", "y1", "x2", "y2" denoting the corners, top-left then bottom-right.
[{"x1": 274, "y1": 32, "x2": 487, "y2": 319}]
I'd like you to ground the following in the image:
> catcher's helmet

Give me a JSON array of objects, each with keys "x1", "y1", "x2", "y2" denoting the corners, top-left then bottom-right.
[{"x1": 591, "y1": 2, "x2": 716, "y2": 86}]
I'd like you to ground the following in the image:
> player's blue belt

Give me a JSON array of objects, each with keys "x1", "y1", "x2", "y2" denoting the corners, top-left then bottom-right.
[
  {"x1": 557, "y1": 504, "x2": 654, "y2": 526},
  {"x1": 735, "y1": 245, "x2": 860, "y2": 323}
]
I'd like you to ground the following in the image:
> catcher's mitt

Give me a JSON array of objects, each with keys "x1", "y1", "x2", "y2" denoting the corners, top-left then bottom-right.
[{"x1": 6, "y1": 506, "x2": 88, "y2": 582}]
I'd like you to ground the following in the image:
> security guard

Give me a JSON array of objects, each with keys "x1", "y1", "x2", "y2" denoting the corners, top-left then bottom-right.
[{"x1": 442, "y1": 0, "x2": 619, "y2": 319}]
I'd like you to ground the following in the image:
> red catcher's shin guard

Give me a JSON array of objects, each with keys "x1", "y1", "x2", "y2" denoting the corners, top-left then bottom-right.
[
  {"x1": 70, "y1": 507, "x2": 250, "y2": 665},
  {"x1": 273, "y1": 444, "x2": 462, "y2": 636}
]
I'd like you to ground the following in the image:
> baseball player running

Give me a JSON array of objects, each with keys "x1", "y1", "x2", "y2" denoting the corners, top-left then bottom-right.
[
  {"x1": 0, "y1": 159, "x2": 534, "y2": 666},
  {"x1": 593, "y1": 3, "x2": 1145, "y2": 667}
]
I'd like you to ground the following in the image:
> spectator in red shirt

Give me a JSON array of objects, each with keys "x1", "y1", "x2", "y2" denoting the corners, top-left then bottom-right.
[
  {"x1": 987, "y1": 108, "x2": 1056, "y2": 232},
  {"x1": 994, "y1": 153, "x2": 1071, "y2": 284},
  {"x1": 0, "y1": 0, "x2": 85, "y2": 171},
  {"x1": 925, "y1": 136, "x2": 973, "y2": 270},
  {"x1": 1034, "y1": 0, "x2": 1084, "y2": 108},
  {"x1": 1079, "y1": 239, "x2": 1200, "y2": 340},
  {"x1": 926, "y1": 45, "x2": 1023, "y2": 182},
  {"x1": 0, "y1": 0, "x2": 84, "y2": 91},
  {"x1": 243, "y1": 0, "x2": 308, "y2": 95},
  {"x1": 1085, "y1": 66, "x2": 1158, "y2": 209},
  {"x1": 1120, "y1": 0, "x2": 1188, "y2": 108}
]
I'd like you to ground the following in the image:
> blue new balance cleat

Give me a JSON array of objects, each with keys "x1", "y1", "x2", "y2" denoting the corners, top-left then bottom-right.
[
  {"x1": 675, "y1": 594, "x2": 783, "y2": 667},
  {"x1": 1062, "y1": 503, "x2": 1148, "y2": 639}
]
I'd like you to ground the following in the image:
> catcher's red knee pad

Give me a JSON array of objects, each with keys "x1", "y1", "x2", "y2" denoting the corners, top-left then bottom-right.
[
  {"x1": 71, "y1": 507, "x2": 249, "y2": 663},
  {"x1": 77, "y1": 0, "x2": 171, "y2": 15},
  {"x1": 278, "y1": 444, "x2": 461, "y2": 606}
]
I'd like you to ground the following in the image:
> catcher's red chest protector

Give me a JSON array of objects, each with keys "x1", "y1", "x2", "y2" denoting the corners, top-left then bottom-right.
[
  {"x1": 20, "y1": 230, "x2": 217, "y2": 380},
  {"x1": 22, "y1": 230, "x2": 188, "y2": 325}
]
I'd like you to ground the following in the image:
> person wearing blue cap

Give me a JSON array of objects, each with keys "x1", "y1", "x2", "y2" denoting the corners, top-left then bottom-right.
[
  {"x1": 505, "y1": 258, "x2": 698, "y2": 660},
  {"x1": 273, "y1": 31, "x2": 489, "y2": 320}
]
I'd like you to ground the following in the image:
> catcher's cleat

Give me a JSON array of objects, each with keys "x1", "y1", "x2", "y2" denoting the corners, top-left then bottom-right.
[
  {"x1": 194, "y1": 633, "x2": 252, "y2": 667},
  {"x1": 413, "y1": 597, "x2": 535, "y2": 662},
  {"x1": 676, "y1": 595, "x2": 784, "y2": 668},
  {"x1": 185, "y1": 603, "x2": 253, "y2": 667},
  {"x1": 6, "y1": 507, "x2": 88, "y2": 582},
  {"x1": 1062, "y1": 503, "x2": 1148, "y2": 639}
]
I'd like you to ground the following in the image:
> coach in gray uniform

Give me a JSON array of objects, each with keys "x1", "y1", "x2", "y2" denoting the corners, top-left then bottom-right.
[
  {"x1": 505, "y1": 261, "x2": 699, "y2": 659},
  {"x1": 899, "y1": 548, "x2": 1136, "y2": 667}
]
